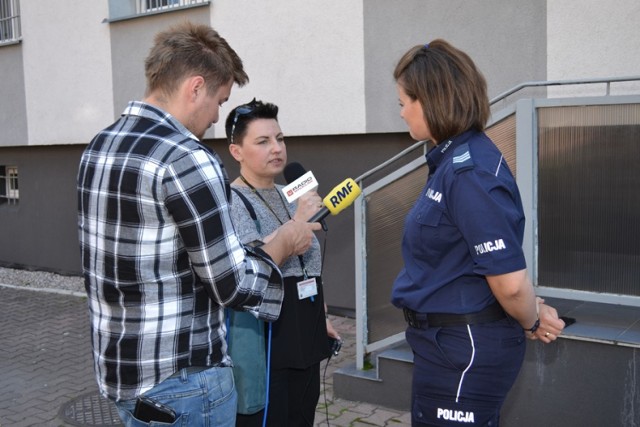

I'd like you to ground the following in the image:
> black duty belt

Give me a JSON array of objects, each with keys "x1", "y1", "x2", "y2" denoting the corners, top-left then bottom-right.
[{"x1": 403, "y1": 301, "x2": 507, "y2": 329}]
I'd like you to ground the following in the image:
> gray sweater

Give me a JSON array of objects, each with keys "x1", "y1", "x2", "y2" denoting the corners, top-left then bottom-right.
[{"x1": 230, "y1": 184, "x2": 322, "y2": 277}]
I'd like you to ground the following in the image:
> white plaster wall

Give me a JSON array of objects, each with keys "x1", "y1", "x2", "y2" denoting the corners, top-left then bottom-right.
[
  {"x1": 209, "y1": 0, "x2": 365, "y2": 138},
  {"x1": 547, "y1": 0, "x2": 640, "y2": 97},
  {"x1": 21, "y1": 0, "x2": 113, "y2": 145}
]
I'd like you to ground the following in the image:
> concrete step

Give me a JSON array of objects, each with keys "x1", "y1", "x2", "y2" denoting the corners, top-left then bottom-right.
[{"x1": 333, "y1": 341, "x2": 413, "y2": 411}]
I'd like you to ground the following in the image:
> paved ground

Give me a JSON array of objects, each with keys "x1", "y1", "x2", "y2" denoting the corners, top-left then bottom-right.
[{"x1": 0, "y1": 285, "x2": 411, "y2": 427}]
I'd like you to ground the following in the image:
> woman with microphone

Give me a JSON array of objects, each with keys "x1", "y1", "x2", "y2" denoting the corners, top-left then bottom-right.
[{"x1": 225, "y1": 99, "x2": 340, "y2": 427}]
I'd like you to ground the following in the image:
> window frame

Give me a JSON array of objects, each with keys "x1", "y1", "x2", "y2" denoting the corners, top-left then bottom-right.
[
  {"x1": 0, "y1": 0, "x2": 21, "y2": 46},
  {"x1": 0, "y1": 165, "x2": 19, "y2": 205},
  {"x1": 107, "y1": 0, "x2": 209, "y2": 23}
]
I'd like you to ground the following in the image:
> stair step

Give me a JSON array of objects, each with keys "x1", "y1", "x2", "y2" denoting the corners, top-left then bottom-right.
[
  {"x1": 377, "y1": 341, "x2": 413, "y2": 364},
  {"x1": 333, "y1": 341, "x2": 412, "y2": 411}
]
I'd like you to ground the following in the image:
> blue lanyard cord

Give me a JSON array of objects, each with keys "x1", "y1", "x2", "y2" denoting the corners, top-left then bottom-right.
[{"x1": 262, "y1": 322, "x2": 272, "y2": 427}]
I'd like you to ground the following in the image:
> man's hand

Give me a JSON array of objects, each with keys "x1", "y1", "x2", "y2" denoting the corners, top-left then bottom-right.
[{"x1": 261, "y1": 220, "x2": 321, "y2": 265}]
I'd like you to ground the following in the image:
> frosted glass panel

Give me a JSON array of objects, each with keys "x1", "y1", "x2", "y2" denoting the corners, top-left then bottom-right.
[
  {"x1": 538, "y1": 104, "x2": 640, "y2": 295},
  {"x1": 366, "y1": 165, "x2": 428, "y2": 342},
  {"x1": 486, "y1": 115, "x2": 517, "y2": 176}
]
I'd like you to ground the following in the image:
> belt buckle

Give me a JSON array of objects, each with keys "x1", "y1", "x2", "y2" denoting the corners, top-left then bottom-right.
[{"x1": 403, "y1": 308, "x2": 420, "y2": 328}]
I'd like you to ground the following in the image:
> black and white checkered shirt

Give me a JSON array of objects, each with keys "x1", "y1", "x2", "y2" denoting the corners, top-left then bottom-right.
[{"x1": 77, "y1": 101, "x2": 283, "y2": 401}]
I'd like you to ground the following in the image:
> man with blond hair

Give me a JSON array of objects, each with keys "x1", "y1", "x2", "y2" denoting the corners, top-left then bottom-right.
[{"x1": 77, "y1": 21, "x2": 319, "y2": 426}]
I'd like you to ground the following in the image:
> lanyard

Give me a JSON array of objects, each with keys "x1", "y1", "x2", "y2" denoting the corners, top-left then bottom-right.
[
  {"x1": 239, "y1": 175, "x2": 309, "y2": 279},
  {"x1": 240, "y1": 175, "x2": 291, "y2": 224}
]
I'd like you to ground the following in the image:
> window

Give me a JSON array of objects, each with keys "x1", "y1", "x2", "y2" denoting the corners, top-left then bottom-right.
[
  {"x1": 143, "y1": 0, "x2": 180, "y2": 12},
  {"x1": 138, "y1": 0, "x2": 206, "y2": 14},
  {"x1": 108, "y1": 0, "x2": 209, "y2": 22},
  {"x1": 0, "y1": 0, "x2": 21, "y2": 45},
  {"x1": 0, "y1": 165, "x2": 19, "y2": 205}
]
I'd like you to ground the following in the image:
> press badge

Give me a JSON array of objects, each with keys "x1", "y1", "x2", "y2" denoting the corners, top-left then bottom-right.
[{"x1": 297, "y1": 277, "x2": 318, "y2": 300}]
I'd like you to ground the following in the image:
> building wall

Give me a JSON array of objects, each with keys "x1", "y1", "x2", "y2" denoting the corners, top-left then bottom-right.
[
  {"x1": 502, "y1": 337, "x2": 640, "y2": 426},
  {"x1": 0, "y1": 44, "x2": 27, "y2": 147},
  {"x1": 1, "y1": 0, "x2": 639, "y2": 311},
  {"x1": 211, "y1": 1, "x2": 366, "y2": 138},
  {"x1": 363, "y1": 0, "x2": 548, "y2": 132},
  {"x1": 5, "y1": 1, "x2": 640, "y2": 146},
  {"x1": 547, "y1": 0, "x2": 640, "y2": 97},
  {"x1": 109, "y1": 9, "x2": 212, "y2": 120},
  {"x1": 19, "y1": 0, "x2": 113, "y2": 146},
  {"x1": 0, "y1": 133, "x2": 412, "y2": 313},
  {"x1": 0, "y1": 145, "x2": 84, "y2": 274}
]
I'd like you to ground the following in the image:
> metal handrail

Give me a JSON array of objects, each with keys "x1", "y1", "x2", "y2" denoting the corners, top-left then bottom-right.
[
  {"x1": 490, "y1": 76, "x2": 640, "y2": 105},
  {"x1": 357, "y1": 77, "x2": 640, "y2": 186},
  {"x1": 355, "y1": 140, "x2": 429, "y2": 184},
  {"x1": 358, "y1": 77, "x2": 640, "y2": 186}
]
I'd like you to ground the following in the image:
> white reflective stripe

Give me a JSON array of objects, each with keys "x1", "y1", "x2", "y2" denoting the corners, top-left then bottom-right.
[
  {"x1": 455, "y1": 325, "x2": 476, "y2": 403},
  {"x1": 453, "y1": 151, "x2": 471, "y2": 164},
  {"x1": 495, "y1": 155, "x2": 503, "y2": 176}
]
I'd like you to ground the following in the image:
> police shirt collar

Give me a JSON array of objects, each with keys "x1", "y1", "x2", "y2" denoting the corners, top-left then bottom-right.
[{"x1": 425, "y1": 130, "x2": 476, "y2": 172}]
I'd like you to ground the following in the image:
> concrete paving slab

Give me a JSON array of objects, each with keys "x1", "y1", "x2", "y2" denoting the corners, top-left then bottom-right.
[{"x1": 0, "y1": 285, "x2": 411, "y2": 427}]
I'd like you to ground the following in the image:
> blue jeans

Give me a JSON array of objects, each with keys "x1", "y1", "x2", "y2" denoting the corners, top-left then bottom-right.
[{"x1": 114, "y1": 366, "x2": 237, "y2": 427}]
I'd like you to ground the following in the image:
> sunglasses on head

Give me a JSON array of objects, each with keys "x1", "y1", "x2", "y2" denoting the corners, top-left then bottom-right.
[{"x1": 230, "y1": 105, "x2": 254, "y2": 144}]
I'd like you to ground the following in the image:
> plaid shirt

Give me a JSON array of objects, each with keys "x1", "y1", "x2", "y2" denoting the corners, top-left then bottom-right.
[{"x1": 77, "y1": 101, "x2": 284, "y2": 401}]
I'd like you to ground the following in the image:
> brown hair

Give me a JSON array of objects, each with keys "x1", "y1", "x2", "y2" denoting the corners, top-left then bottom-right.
[
  {"x1": 393, "y1": 39, "x2": 490, "y2": 143},
  {"x1": 144, "y1": 21, "x2": 249, "y2": 97}
]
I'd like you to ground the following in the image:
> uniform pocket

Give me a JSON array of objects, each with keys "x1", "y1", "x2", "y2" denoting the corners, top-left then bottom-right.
[
  {"x1": 412, "y1": 203, "x2": 445, "y2": 261},
  {"x1": 415, "y1": 202, "x2": 443, "y2": 227},
  {"x1": 434, "y1": 327, "x2": 474, "y2": 372}
]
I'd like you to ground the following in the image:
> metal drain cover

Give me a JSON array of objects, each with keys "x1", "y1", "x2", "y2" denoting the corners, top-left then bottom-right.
[{"x1": 59, "y1": 391, "x2": 122, "y2": 426}]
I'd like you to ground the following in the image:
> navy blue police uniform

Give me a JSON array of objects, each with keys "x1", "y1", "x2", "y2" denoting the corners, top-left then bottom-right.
[{"x1": 391, "y1": 130, "x2": 528, "y2": 426}]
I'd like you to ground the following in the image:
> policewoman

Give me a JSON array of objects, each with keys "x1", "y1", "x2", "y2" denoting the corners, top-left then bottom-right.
[{"x1": 391, "y1": 39, "x2": 566, "y2": 426}]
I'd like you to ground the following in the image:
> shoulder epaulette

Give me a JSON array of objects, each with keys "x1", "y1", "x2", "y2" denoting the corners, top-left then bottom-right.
[{"x1": 452, "y1": 143, "x2": 474, "y2": 173}]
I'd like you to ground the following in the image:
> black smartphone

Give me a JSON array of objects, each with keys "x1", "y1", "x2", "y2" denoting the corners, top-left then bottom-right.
[
  {"x1": 560, "y1": 316, "x2": 576, "y2": 327},
  {"x1": 134, "y1": 396, "x2": 177, "y2": 423},
  {"x1": 328, "y1": 337, "x2": 342, "y2": 356}
]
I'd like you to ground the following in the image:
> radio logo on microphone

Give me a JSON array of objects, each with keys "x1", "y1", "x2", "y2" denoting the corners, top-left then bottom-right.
[
  {"x1": 286, "y1": 177, "x2": 313, "y2": 196},
  {"x1": 282, "y1": 171, "x2": 318, "y2": 203}
]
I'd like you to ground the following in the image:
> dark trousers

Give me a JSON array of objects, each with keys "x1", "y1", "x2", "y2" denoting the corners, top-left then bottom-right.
[
  {"x1": 236, "y1": 363, "x2": 321, "y2": 427},
  {"x1": 236, "y1": 410, "x2": 264, "y2": 427},
  {"x1": 406, "y1": 317, "x2": 526, "y2": 426}
]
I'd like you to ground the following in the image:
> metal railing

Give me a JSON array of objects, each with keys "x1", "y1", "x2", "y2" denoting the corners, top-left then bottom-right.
[{"x1": 490, "y1": 75, "x2": 640, "y2": 105}]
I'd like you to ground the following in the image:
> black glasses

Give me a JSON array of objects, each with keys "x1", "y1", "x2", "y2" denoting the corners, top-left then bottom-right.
[{"x1": 230, "y1": 105, "x2": 254, "y2": 144}]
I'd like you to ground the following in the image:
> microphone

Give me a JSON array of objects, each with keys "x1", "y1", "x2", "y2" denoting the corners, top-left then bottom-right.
[
  {"x1": 308, "y1": 178, "x2": 361, "y2": 223},
  {"x1": 282, "y1": 162, "x2": 319, "y2": 203},
  {"x1": 283, "y1": 162, "x2": 328, "y2": 231}
]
